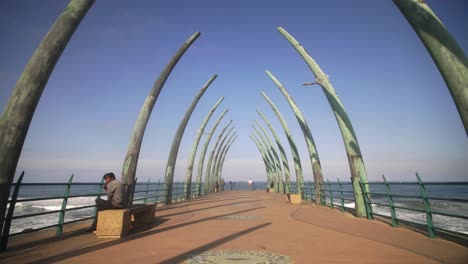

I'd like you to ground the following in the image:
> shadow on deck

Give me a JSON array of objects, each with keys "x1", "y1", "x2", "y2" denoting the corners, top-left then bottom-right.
[{"x1": 1, "y1": 191, "x2": 467, "y2": 264}]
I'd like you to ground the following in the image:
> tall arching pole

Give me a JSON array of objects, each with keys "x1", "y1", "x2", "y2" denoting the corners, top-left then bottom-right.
[
  {"x1": 266, "y1": 70, "x2": 324, "y2": 204},
  {"x1": 195, "y1": 109, "x2": 229, "y2": 196},
  {"x1": 213, "y1": 131, "x2": 237, "y2": 185},
  {"x1": 249, "y1": 135, "x2": 271, "y2": 183},
  {"x1": 209, "y1": 127, "x2": 235, "y2": 186},
  {"x1": 164, "y1": 75, "x2": 217, "y2": 204},
  {"x1": 0, "y1": 0, "x2": 94, "y2": 235},
  {"x1": 252, "y1": 125, "x2": 280, "y2": 192},
  {"x1": 255, "y1": 121, "x2": 284, "y2": 193},
  {"x1": 122, "y1": 31, "x2": 201, "y2": 205},
  {"x1": 261, "y1": 91, "x2": 304, "y2": 196},
  {"x1": 184, "y1": 97, "x2": 224, "y2": 199},
  {"x1": 250, "y1": 133, "x2": 274, "y2": 184},
  {"x1": 394, "y1": 0, "x2": 468, "y2": 135},
  {"x1": 278, "y1": 27, "x2": 368, "y2": 217},
  {"x1": 204, "y1": 120, "x2": 233, "y2": 193},
  {"x1": 217, "y1": 135, "x2": 238, "y2": 184},
  {"x1": 257, "y1": 109, "x2": 292, "y2": 193}
]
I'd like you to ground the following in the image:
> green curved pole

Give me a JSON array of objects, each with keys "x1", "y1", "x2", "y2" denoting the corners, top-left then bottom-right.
[
  {"x1": 250, "y1": 133, "x2": 274, "y2": 184},
  {"x1": 213, "y1": 131, "x2": 237, "y2": 185},
  {"x1": 266, "y1": 70, "x2": 324, "y2": 204},
  {"x1": 251, "y1": 129, "x2": 278, "y2": 191},
  {"x1": 250, "y1": 132, "x2": 274, "y2": 190},
  {"x1": 204, "y1": 120, "x2": 233, "y2": 193},
  {"x1": 164, "y1": 75, "x2": 217, "y2": 204},
  {"x1": 196, "y1": 109, "x2": 229, "y2": 196},
  {"x1": 210, "y1": 127, "x2": 234, "y2": 183},
  {"x1": 394, "y1": 0, "x2": 468, "y2": 135},
  {"x1": 122, "y1": 31, "x2": 201, "y2": 204},
  {"x1": 0, "y1": 0, "x2": 94, "y2": 232},
  {"x1": 184, "y1": 97, "x2": 224, "y2": 199},
  {"x1": 217, "y1": 135, "x2": 238, "y2": 183},
  {"x1": 261, "y1": 91, "x2": 304, "y2": 197},
  {"x1": 208, "y1": 126, "x2": 234, "y2": 187},
  {"x1": 278, "y1": 27, "x2": 368, "y2": 217},
  {"x1": 257, "y1": 109, "x2": 292, "y2": 193},
  {"x1": 254, "y1": 121, "x2": 284, "y2": 193},
  {"x1": 209, "y1": 127, "x2": 235, "y2": 186},
  {"x1": 213, "y1": 132, "x2": 236, "y2": 187},
  {"x1": 249, "y1": 135, "x2": 271, "y2": 183}
]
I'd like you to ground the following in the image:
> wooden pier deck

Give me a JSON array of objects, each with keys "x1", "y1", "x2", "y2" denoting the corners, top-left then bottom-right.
[{"x1": 1, "y1": 190, "x2": 467, "y2": 263}]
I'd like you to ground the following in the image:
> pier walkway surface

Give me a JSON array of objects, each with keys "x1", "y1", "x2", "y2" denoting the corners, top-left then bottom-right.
[{"x1": 1, "y1": 190, "x2": 467, "y2": 263}]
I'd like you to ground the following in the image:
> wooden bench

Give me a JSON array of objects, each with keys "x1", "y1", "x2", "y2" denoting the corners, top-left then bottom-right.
[{"x1": 96, "y1": 204, "x2": 155, "y2": 238}]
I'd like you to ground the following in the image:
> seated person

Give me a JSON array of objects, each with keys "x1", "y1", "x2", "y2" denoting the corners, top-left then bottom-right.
[{"x1": 90, "y1": 172, "x2": 126, "y2": 231}]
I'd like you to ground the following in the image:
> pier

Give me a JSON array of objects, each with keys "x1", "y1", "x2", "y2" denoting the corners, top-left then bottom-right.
[{"x1": 1, "y1": 190, "x2": 466, "y2": 264}]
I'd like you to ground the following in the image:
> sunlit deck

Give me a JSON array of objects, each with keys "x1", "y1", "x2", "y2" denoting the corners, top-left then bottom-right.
[{"x1": 1, "y1": 190, "x2": 467, "y2": 264}]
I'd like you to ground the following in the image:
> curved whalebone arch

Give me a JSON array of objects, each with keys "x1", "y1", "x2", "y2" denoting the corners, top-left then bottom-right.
[
  {"x1": 257, "y1": 109, "x2": 292, "y2": 193},
  {"x1": 184, "y1": 97, "x2": 224, "y2": 199},
  {"x1": 122, "y1": 31, "x2": 201, "y2": 205},
  {"x1": 254, "y1": 121, "x2": 284, "y2": 193},
  {"x1": 164, "y1": 75, "x2": 217, "y2": 204},
  {"x1": 195, "y1": 110, "x2": 229, "y2": 196},
  {"x1": 277, "y1": 27, "x2": 368, "y2": 216},
  {"x1": 261, "y1": 91, "x2": 304, "y2": 196},
  {"x1": 252, "y1": 125, "x2": 280, "y2": 192},
  {"x1": 266, "y1": 71, "x2": 324, "y2": 204}
]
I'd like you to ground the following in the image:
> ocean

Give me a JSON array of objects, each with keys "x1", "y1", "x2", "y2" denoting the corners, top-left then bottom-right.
[{"x1": 6, "y1": 181, "x2": 468, "y2": 236}]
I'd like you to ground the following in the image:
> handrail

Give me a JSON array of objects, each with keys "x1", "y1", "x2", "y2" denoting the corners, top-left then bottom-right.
[
  {"x1": 303, "y1": 174, "x2": 468, "y2": 240},
  {"x1": 0, "y1": 174, "x2": 209, "y2": 250}
]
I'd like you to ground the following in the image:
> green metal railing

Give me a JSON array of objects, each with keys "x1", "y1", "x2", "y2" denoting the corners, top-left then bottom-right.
[
  {"x1": 0, "y1": 173, "x2": 206, "y2": 250},
  {"x1": 303, "y1": 174, "x2": 468, "y2": 239},
  {"x1": 131, "y1": 181, "x2": 203, "y2": 204}
]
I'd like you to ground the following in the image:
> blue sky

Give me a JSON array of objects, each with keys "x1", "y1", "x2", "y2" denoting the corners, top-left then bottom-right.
[{"x1": 1, "y1": 0, "x2": 467, "y2": 183}]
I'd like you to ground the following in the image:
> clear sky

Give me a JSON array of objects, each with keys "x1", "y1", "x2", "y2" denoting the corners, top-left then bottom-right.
[{"x1": 1, "y1": 0, "x2": 467, "y2": 183}]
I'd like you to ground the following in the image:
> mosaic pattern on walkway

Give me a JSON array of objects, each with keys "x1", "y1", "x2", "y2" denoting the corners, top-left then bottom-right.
[{"x1": 185, "y1": 250, "x2": 293, "y2": 264}]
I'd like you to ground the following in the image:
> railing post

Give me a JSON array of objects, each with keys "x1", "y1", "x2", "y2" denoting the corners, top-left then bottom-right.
[
  {"x1": 57, "y1": 174, "x2": 73, "y2": 236},
  {"x1": 163, "y1": 180, "x2": 167, "y2": 205},
  {"x1": 176, "y1": 181, "x2": 179, "y2": 202},
  {"x1": 155, "y1": 179, "x2": 161, "y2": 203},
  {"x1": 177, "y1": 181, "x2": 180, "y2": 202},
  {"x1": 320, "y1": 180, "x2": 325, "y2": 206},
  {"x1": 360, "y1": 181, "x2": 373, "y2": 220},
  {"x1": 337, "y1": 178, "x2": 345, "y2": 212},
  {"x1": 309, "y1": 181, "x2": 313, "y2": 202},
  {"x1": 93, "y1": 178, "x2": 105, "y2": 224},
  {"x1": 181, "y1": 182, "x2": 185, "y2": 201},
  {"x1": 416, "y1": 173, "x2": 435, "y2": 238},
  {"x1": 1, "y1": 171, "x2": 24, "y2": 251},
  {"x1": 303, "y1": 182, "x2": 309, "y2": 201},
  {"x1": 190, "y1": 184, "x2": 193, "y2": 199},
  {"x1": 312, "y1": 181, "x2": 317, "y2": 204},
  {"x1": 181, "y1": 182, "x2": 184, "y2": 200},
  {"x1": 327, "y1": 179, "x2": 334, "y2": 209},
  {"x1": 144, "y1": 178, "x2": 150, "y2": 204},
  {"x1": 382, "y1": 175, "x2": 397, "y2": 227}
]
